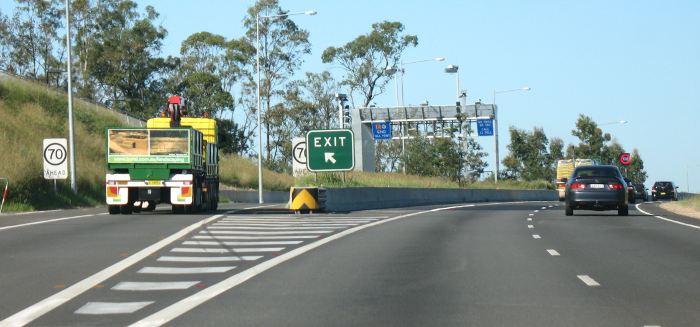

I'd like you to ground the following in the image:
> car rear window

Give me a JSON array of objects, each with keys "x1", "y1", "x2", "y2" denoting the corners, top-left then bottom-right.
[
  {"x1": 654, "y1": 182, "x2": 672, "y2": 188},
  {"x1": 573, "y1": 167, "x2": 618, "y2": 178}
]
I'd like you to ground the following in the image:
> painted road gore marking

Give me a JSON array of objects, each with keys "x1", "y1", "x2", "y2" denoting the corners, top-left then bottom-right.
[
  {"x1": 577, "y1": 275, "x2": 601, "y2": 287},
  {"x1": 157, "y1": 256, "x2": 261, "y2": 262},
  {"x1": 112, "y1": 281, "x2": 200, "y2": 291},
  {"x1": 171, "y1": 247, "x2": 285, "y2": 253},
  {"x1": 201, "y1": 229, "x2": 333, "y2": 234},
  {"x1": 138, "y1": 267, "x2": 236, "y2": 274},
  {"x1": 75, "y1": 302, "x2": 154, "y2": 315},
  {"x1": 195, "y1": 234, "x2": 318, "y2": 239},
  {"x1": 183, "y1": 240, "x2": 302, "y2": 246}
]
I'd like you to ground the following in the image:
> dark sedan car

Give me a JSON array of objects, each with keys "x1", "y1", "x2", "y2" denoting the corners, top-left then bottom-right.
[
  {"x1": 651, "y1": 181, "x2": 678, "y2": 201},
  {"x1": 624, "y1": 177, "x2": 636, "y2": 204},
  {"x1": 565, "y1": 165, "x2": 628, "y2": 216}
]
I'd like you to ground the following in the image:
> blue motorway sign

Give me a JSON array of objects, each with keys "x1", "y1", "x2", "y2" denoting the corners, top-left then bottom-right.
[
  {"x1": 477, "y1": 119, "x2": 494, "y2": 136},
  {"x1": 372, "y1": 121, "x2": 392, "y2": 140}
]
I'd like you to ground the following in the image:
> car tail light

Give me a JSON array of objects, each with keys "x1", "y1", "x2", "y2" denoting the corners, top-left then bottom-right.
[
  {"x1": 571, "y1": 183, "x2": 586, "y2": 189},
  {"x1": 608, "y1": 183, "x2": 624, "y2": 190},
  {"x1": 651, "y1": 187, "x2": 656, "y2": 193}
]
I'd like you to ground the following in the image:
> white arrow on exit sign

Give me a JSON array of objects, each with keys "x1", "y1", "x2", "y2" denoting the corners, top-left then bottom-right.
[{"x1": 324, "y1": 152, "x2": 336, "y2": 164}]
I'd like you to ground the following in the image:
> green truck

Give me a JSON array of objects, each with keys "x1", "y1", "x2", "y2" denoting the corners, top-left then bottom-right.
[{"x1": 105, "y1": 96, "x2": 219, "y2": 214}]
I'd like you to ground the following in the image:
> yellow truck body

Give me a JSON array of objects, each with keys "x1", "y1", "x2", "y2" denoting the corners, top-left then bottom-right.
[{"x1": 556, "y1": 159, "x2": 595, "y2": 200}]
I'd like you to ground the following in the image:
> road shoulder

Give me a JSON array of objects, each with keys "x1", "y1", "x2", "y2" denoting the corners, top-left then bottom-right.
[{"x1": 659, "y1": 202, "x2": 700, "y2": 220}]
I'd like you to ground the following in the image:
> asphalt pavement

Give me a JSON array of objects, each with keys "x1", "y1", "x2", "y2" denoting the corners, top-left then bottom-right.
[{"x1": 0, "y1": 200, "x2": 698, "y2": 326}]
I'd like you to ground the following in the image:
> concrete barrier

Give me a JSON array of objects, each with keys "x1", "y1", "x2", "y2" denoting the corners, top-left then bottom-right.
[
  {"x1": 220, "y1": 190, "x2": 288, "y2": 204},
  {"x1": 324, "y1": 187, "x2": 557, "y2": 212}
]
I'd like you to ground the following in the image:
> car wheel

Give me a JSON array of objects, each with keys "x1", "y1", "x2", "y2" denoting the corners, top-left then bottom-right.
[
  {"x1": 618, "y1": 204, "x2": 629, "y2": 216},
  {"x1": 565, "y1": 204, "x2": 573, "y2": 216},
  {"x1": 652, "y1": 196, "x2": 656, "y2": 201}
]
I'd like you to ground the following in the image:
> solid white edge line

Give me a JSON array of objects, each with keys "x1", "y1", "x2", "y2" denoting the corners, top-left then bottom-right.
[
  {"x1": 0, "y1": 205, "x2": 268, "y2": 326},
  {"x1": 577, "y1": 275, "x2": 600, "y2": 287},
  {"x1": 635, "y1": 203, "x2": 700, "y2": 230},
  {"x1": 0, "y1": 213, "x2": 107, "y2": 232},
  {"x1": 130, "y1": 201, "x2": 551, "y2": 327}
]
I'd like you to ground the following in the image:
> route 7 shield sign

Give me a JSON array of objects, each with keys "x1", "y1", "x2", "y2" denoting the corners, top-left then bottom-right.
[{"x1": 306, "y1": 129, "x2": 354, "y2": 172}]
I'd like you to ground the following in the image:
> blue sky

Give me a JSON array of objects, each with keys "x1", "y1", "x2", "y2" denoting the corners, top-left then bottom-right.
[{"x1": 3, "y1": 0, "x2": 699, "y2": 191}]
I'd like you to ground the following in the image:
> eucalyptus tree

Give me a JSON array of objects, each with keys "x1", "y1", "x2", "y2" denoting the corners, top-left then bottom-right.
[
  {"x1": 243, "y1": 0, "x2": 312, "y2": 162},
  {"x1": 321, "y1": 21, "x2": 418, "y2": 107}
]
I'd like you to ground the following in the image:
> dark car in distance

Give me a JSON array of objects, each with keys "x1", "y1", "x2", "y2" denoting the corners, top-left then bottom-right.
[
  {"x1": 624, "y1": 178, "x2": 636, "y2": 204},
  {"x1": 633, "y1": 183, "x2": 648, "y2": 201},
  {"x1": 651, "y1": 181, "x2": 678, "y2": 201},
  {"x1": 565, "y1": 165, "x2": 628, "y2": 216}
]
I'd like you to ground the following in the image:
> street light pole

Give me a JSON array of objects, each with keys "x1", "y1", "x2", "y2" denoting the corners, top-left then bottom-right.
[
  {"x1": 256, "y1": 10, "x2": 316, "y2": 204},
  {"x1": 64, "y1": 0, "x2": 76, "y2": 193},
  {"x1": 493, "y1": 87, "x2": 531, "y2": 184}
]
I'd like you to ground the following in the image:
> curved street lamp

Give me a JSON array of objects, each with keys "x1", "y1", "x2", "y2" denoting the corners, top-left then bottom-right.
[
  {"x1": 256, "y1": 10, "x2": 316, "y2": 204},
  {"x1": 493, "y1": 86, "x2": 531, "y2": 184}
]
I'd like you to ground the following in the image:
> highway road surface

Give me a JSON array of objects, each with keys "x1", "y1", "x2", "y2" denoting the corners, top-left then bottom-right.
[{"x1": 1, "y1": 200, "x2": 699, "y2": 326}]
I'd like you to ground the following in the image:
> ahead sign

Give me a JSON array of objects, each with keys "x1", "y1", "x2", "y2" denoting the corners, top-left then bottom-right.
[
  {"x1": 291, "y1": 137, "x2": 308, "y2": 177},
  {"x1": 43, "y1": 138, "x2": 68, "y2": 179},
  {"x1": 306, "y1": 129, "x2": 354, "y2": 172},
  {"x1": 619, "y1": 152, "x2": 632, "y2": 165}
]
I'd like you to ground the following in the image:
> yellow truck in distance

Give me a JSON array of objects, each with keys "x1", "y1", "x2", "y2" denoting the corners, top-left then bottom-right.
[{"x1": 556, "y1": 159, "x2": 595, "y2": 200}]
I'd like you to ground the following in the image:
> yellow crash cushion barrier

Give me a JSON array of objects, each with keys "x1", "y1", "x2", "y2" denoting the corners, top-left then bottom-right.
[{"x1": 289, "y1": 187, "x2": 321, "y2": 211}]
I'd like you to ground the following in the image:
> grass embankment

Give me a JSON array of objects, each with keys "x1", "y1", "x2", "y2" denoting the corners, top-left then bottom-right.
[
  {"x1": 0, "y1": 77, "x2": 128, "y2": 212},
  {"x1": 660, "y1": 194, "x2": 700, "y2": 220},
  {"x1": 219, "y1": 155, "x2": 294, "y2": 191},
  {"x1": 296, "y1": 172, "x2": 553, "y2": 190}
]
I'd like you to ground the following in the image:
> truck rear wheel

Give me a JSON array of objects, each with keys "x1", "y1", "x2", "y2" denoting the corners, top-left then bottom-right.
[
  {"x1": 108, "y1": 205, "x2": 120, "y2": 215},
  {"x1": 120, "y1": 203, "x2": 133, "y2": 215},
  {"x1": 172, "y1": 205, "x2": 184, "y2": 214}
]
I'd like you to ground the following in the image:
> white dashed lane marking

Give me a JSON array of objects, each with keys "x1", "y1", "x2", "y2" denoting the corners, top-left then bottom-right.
[
  {"x1": 532, "y1": 234, "x2": 541, "y2": 239},
  {"x1": 138, "y1": 267, "x2": 236, "y2": 274},
  {"x1": 546, "y1": 249, "x2": 560, "y2": 256},
  {"x1": 577, "y1": 275, "x2": 600, "y2": 287},
  {"x1": 75, "y1": 302, "x2": 154, "y2": 315},
  {"x1": 527, "y1": 225, "x2": 534, "y2": 229},
  {"x1": 527, "y1": 218, "x2": 533, "y2": 221},
  {"x1": 112, "y1": 281, "x2": 200, "y2": 291},
  {"x1": 529, "y1": 214, "x2": 534, "y2": 217}
]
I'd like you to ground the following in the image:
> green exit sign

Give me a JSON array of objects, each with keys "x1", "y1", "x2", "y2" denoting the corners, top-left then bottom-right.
[{"x1": 306, "y1": 129, "x2": 354, "y2": 172}]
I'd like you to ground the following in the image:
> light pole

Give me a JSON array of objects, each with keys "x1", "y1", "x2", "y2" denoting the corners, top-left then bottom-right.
[
  {"x1": 443, "y1": 64, "x2": 460, "y2": 99},
  {"x1": 384, "y1": 57, "x2": 444, "y2": 174},
  {"x1": 493, "y1": 86, "x2": 531, "y2": 184},
  {"x1": 62, "y1": 0, "x2": 77, "y2": 193},
  {"x1": 256, "y1": 9, "x2": 316, "y2": 204},
  {"x1": 599, "y1": 120, "x2": 629, "y2": 126}
]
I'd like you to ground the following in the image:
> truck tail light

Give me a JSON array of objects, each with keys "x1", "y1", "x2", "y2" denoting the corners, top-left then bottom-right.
[
  {"x1": 181, "y1": 186, "x2": 192, "y2": 197},
  {"x1": 107, "y1": 187, "x2": 119, "y2": 197},
  {"x1": 571, "y1": 183, "x2": 586, "y2": 189}
]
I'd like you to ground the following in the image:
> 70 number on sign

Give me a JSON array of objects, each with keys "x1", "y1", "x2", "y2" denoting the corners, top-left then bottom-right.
[{"x1": 44, "y1": 143, "x2": 67, "y2": 166}]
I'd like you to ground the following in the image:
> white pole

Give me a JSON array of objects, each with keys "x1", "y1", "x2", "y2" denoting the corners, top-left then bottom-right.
[
  {"x1": 256, "y1": 15, "x2": 264, "y2": 204},
  {"x1": 65, "y1": 0, "x2": 76, "y2": 193},
  {"x1": 493, "y1": 90, "x2": 499, "y2": 185}
]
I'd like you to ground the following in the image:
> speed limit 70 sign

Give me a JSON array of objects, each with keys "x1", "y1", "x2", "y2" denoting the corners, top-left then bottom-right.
[{"x1": 43, "y1": 138, "x2": 68, "y2": 179}]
